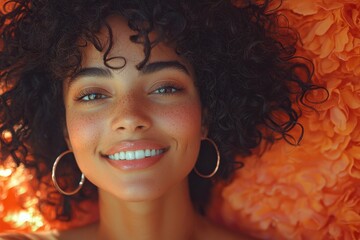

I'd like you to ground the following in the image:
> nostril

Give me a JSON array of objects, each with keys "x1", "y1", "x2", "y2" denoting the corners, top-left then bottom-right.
[
  {"x1": 116, "y1": 125, "x2": 147, "y2": 131},
  {"x1": 135, "y1": 125, "x2": 146, "y2": 130}
]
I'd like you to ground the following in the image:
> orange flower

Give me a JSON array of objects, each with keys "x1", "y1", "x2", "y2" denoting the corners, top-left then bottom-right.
[
  {"x1": 281, "y1": 0, "x2": 360, "y2": 78},
  {"x1": 209, "y1": 1, "x2": 360, "y2": 239},
  {"x1": 342, "y1": 3, "x2": 360, "y2": 39}
]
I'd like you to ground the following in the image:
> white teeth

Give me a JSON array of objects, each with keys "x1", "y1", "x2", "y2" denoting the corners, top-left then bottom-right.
[
  {"x1": 108, "y1": 149, "x2": 164, "y2": 161},
  {"x1": 126, "y1": 151, "x2": 135, "y2": 160},
  {"x1": 135, "y1": 150, "x2": 145, "y2": 159}
]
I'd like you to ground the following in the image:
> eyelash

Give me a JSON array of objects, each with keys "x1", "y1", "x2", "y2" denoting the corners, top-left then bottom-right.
[
  {"x1": 76, "y1": 88, "x2": 108, "y2": 102},
  {"x1": 75, "y1": 83, "x2": 184, "y2": 102},
  {"x1": 152, "y1": 84, "x2": 183, "y2": 95}
]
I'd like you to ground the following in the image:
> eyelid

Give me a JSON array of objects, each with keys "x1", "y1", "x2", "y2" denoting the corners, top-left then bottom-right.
[
  {"x1": 74, "y1": 87, "x2": 111, "y2": 101},
  {"x1": 150, "y1": 81, "x2": 184, "y2": 94}
]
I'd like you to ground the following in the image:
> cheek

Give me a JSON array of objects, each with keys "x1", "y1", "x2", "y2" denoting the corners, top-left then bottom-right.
[
  {"x1": 157, "y1": 99, "x2": 203, "y2": 171},
  {"x1": 66, "y1": 109, "x2": 104, "y2": 152},
  {"x1": 157, "y1": 102, "x2": 202, "y2": 138}
]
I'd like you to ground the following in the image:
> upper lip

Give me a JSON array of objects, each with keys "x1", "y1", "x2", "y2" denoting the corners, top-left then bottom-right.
[{"x1": 101, "y1": 140, "x2": 169, "y2": 156}]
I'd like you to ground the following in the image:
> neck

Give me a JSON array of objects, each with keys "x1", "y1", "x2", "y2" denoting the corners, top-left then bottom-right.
[{"x1": 97, "y1": 180, "x2": 200, "y2": 240}]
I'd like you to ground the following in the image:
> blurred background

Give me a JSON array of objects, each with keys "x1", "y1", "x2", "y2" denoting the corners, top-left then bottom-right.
[{"x1": 1, "y1": 0, "x2": 359, "y2": 239}]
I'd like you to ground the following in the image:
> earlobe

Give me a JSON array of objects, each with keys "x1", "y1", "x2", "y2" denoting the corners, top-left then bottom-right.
[
  {"x1": 63, "y1": 127, "x2": 73, "y2": 150},
  {"x1": 201, "y1": 126, "x2": 208, "y2": 139},
  {"x1": 201, "y1": 109, "x2": 209, "y2": 138}
]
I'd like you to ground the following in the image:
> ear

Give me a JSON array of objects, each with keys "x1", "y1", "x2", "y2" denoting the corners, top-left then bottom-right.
[
  {"x1": 63, "y1": 125, "x2": 73, "y2": 151},
  {"x1": 201, "y1": 108, "x2": 209, "y2": 138}
]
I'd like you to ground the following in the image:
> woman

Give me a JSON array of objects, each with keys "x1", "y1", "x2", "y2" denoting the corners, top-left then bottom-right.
[{"x1": 0, "y1": 0, "x2": 317, "y2": 239}]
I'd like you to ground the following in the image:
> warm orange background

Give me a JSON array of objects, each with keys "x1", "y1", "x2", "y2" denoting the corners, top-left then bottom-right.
[{"x1": 1, "y1": 0, "x2": 360, "y2": 239}]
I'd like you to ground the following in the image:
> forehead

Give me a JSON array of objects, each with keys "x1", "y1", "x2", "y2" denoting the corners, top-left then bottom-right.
[{"x1": 80, "y1": 15, "x2": 186, "y2": 69}]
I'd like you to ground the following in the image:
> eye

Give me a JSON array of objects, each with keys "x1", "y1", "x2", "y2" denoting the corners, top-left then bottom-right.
[
  {"x1": 80, "y1": 93, "x2": 107, "y2": 101},
  {"x1": 76, "y1": 88, "x2": 109, "y2": 102},
  {"x1": 152, "y1": 85, "x2": 183, "y2": 94}
]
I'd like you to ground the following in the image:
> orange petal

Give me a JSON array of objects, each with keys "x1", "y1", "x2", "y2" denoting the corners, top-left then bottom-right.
[
  {"x1": 319, "y1": 58, "x2": 340, "y2": 74},
  {"x1": 335, "y1": 27, "x2": 350, "y2": 52},
  {"x1": 315, "y1": 15, "x2": 334, "y2": 36}
]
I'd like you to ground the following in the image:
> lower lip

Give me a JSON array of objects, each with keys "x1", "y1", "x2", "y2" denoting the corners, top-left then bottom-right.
[{"x1": 104, "y1": 153, "x2": 164, "y2": 171}]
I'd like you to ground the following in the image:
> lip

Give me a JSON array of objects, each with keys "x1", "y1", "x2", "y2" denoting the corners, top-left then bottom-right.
[{"x1": 101, "y1": 140, "x2": 169, "y2": 171}]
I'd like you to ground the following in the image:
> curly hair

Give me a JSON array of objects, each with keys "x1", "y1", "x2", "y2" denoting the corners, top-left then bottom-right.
[{"x1": 0, "y1": 0, "x2": 322, "y2": 220}]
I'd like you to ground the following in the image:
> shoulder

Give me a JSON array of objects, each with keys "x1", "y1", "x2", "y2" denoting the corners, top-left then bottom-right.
[
  {"x1": 0, "y1": 232, "x2": 57, "y2": 240},
  {"x1": 0, "y1": 224, "x2": 97, "y2": 240}
]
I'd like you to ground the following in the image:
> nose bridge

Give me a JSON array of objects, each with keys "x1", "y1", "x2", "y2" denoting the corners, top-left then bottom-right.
[{"x1": 111, "y1": 91, "x2": 151, "y2": 132}]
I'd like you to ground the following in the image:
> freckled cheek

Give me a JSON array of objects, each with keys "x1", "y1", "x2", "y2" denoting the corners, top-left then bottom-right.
[
  {"x1": 157, "y1": 102, "x2": 203, "y2": 139},
  {"x1": 65, "y1": 110, "x2": 105, "y2": 152}
]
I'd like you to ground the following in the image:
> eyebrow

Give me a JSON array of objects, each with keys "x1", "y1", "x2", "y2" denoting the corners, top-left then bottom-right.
[
  {"x1": 69, "y1": 67, "x2": 112, "y2": 87},
  {"x1": 140, "y1": 61, "x2": 190, "y2": 75},
  {"x1": 69, "y1": 60, "x2": 190, "y2": 87}
]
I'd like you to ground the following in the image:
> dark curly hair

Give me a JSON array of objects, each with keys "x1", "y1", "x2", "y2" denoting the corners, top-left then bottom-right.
[{"x1": 0, "y1": 0, "x2": 323, "y2": 221}]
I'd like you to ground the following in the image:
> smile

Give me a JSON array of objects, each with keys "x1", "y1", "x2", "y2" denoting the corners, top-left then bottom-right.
[{"x1": 107, "y1": 149, "x2": 166, "y2": 161}]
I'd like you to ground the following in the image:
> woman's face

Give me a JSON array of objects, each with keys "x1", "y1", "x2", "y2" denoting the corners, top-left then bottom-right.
[{"x1": 63, "y1": 16, "x2": 204, "y2": 201}]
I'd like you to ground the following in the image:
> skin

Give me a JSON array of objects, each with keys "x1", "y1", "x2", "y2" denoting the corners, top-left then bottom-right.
[
  {"x1": 63, "y1": 15, "x2": 204, "y2": 240},
  {"x1": 0, "y1": 15, "x2": 251, "y2": 240},
  {"x1": 63, "y1": 15, "x2": 204, "y2": 205}
]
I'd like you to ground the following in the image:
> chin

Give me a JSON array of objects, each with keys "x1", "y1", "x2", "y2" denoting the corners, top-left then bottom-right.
[{"x1": 99, "y1": 181, "x2": 169, "y2": 202}]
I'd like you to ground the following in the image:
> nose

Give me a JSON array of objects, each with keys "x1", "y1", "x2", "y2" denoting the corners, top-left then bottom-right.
[{"x1": 111, "y1": 94, "x2": 152, "y2": 133}]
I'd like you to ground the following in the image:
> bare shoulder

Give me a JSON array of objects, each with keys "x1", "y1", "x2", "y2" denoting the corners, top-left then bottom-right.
[
  {"x1": 0, "y1": 224, "x2": 97, "y2": 240},
  {"x1": 0, "y1": 232, "x2": 57, "y2": 240},
  {"x1": 196, "y1": 217, "x2": 255, "y2": 240}
]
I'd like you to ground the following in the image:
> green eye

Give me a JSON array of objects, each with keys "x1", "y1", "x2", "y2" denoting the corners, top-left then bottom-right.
[
  {"x1": 80, "y1": 93, "x2": 107, "y2": 101},
  {"x1": 153, "y1": 86, "x2": 181, "y2": 94}
]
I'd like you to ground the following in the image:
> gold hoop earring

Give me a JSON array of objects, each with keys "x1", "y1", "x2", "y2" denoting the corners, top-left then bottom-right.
[
  {"x1": 194, "y1": 138, "x2": 220, "y2": 178},
  {"x1": 52, "y1": 150, "x2": 85, "y2": 196}
]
